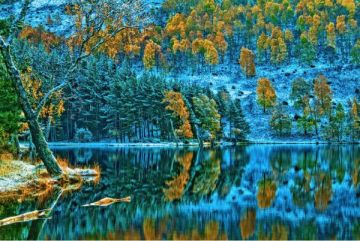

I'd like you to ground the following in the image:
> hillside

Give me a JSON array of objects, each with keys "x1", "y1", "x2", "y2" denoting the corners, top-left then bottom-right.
[{"x1": 183, "y1": 61, "x2": 360, "y2": 142}]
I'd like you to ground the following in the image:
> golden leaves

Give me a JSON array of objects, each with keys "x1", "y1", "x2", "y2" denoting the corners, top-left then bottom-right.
[
  {"x1": 19, "y1": 26, "x2": 61, "y2": 52},
  {"x1": 270, "y1": 27, "x2": 288, "y2": 64},
  {"x1": 314, "y1": 75, "x2": 332, "y2": 115},
  {"x1": 143, "y1": 40, "x2": 163, "y2": 69},
  {"x1": 240, "y1": 209, "x2": 256, "y2": 239},
  {"x1": 314, "y1": 173, "x2": 332, "y2": 211},
  {"x1": 326, "y1": 22, "x2": 336, "y2": 48},
  {"x1": 239, "y1": 47, "x2": 256, "y2": 77},
  {"x1": 163, "y1": 153, "x2": 193, "y2": 201},
  {"x1": 257, "y1": 178, "x2": 277, "y2": 208},
  {"x1": 143, "y1": 218, "x2": 162, "y2": 240},
  {"x1": 192, "y1": 38, "x2": 219, "y2": 65},
  {"x1": 163, "y1": 91, "x2": 194, "y2": 139},
  {"x1": 256, "y1": 78, "x2": 277, "y2": 112},
  {"x1": 336, "y1": 15, "x2": 346, "y2": 34}
]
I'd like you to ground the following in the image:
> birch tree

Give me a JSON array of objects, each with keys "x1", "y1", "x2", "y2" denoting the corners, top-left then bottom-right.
[{"x1": 0, "y1": 0, "x2": 147, "y2": 177}]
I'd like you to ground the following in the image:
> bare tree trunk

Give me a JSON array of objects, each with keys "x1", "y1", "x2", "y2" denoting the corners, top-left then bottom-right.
[
  {"x1": 45, "y1": 116, "x2": 51, "y2": 141},
  {"x1": 1, "y1": 40, "x2": 63, "y2": 177}
]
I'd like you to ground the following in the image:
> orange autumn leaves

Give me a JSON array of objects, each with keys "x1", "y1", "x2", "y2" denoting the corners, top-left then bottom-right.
[
  {"x1": 239, "y1": 48, "x2": 256, "y2": 77},
  {"x1": 21, "y1": 66, "x2": 65, "y2": 121},
  {"x1": 142, "y1": 217, "x2": 227, "y2": 240},
  {"x1": 163, "y1": 152, "x2": 193, "y2": 201},
  {"x1": 257, "y1": 178, "x2": 277, "y2": 208},
  {"x1": 240, "y1": 209, "x2": 256, "y2": 239},
  {"x1": 257, "y1": 78, "x2": 277, "y2": 112},
  {"x1": 19, "y1": 26, "x2": 61, "y2": 52},
  {"x1": 163, "y1": 91, "x2": 193, "y2": 139}
]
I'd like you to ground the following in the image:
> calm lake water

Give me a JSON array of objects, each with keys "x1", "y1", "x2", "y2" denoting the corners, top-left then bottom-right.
[{"x1": 1, "y1": 144, "x2": 360, "y2": 240}]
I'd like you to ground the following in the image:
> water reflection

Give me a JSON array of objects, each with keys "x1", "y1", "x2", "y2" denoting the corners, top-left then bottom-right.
[{"x1": 0, "y1": 145, "x2": 360, "y2": 240}]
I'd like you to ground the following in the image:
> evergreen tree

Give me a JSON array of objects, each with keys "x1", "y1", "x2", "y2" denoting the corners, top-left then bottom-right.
[
  {"x1": 270, "y1": 105, "x2": 292, "y2": 136},
  {"x1": 323, "y1": 103, "x2": 345, "y2": 141},
  {"x1": 192, "y1": 94, "x2": 221, "y2": 142},
  {"x1": 0, "y1": 52, "x2": 21, "y2": 152},
  {"x1": 296, "y1": 34, "x2": 316, "y2": 65},
  {"x1": 347, "y1": 98, "x2": 360, "y2": 141},
  {"x1": 227, "y1": 98, "x2": 250, "y2": 141}
]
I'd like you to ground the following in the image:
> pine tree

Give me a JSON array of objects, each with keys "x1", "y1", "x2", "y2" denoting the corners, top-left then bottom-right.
[
  {"x1": 227, "y1": 98, "x2": 250, "y2": 141},
  {"x1": 0, "y1": 52, "x2": 21, "y2": 151},
  {"x1": 290, "y1": 78, "x2": 314, "y2": 136},
  {"x1": 215, "y1": 88, "x2": 231, "y2": 139},
  {"x1": 323, "y1": 103, "x2": 345, "y2": 141},
  {"x1": 297, "y1": 33, "x2": 316, "y2": 65},
  {"x1": 350, "y1": 40, "x2": 360, "y2": 65},
  {"x1": 270, "y1": 105, "x2": 292, "y2": 136},
  {"x1": 290, "y1": 78, "x2": 311, "y2": 110}
]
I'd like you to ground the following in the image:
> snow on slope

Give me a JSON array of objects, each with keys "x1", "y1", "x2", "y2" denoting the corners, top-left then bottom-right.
[{"x1": 172, "y1": 61, "x2": 360, "y2": 142}]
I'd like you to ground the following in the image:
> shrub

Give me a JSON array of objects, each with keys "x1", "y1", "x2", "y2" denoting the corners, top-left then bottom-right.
[{"x1": 74, "y1": 128, "x2": 93, "y2": 142}]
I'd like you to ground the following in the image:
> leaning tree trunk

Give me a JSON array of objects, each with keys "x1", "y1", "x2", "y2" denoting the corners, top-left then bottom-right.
[{"x1": 1, "y1": 42, "x2": 63, "y2": 177}]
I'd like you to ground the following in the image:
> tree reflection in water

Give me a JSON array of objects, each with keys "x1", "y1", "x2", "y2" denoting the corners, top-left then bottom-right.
[{"x1": 1, "y1": 145, "x2": 360, "y2": 239}]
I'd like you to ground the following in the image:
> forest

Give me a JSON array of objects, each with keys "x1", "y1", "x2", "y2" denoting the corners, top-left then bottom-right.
[
  {"x1": 0, "y1": 1, "x2": 360, "y2": 240},
  {"x1": 1, "y1": 0, "x2": 359, "y2": 152}
]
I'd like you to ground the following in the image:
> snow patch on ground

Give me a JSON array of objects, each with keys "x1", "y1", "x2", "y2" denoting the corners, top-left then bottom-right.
[{"x1": 0, "y1": 161, "x2": 36, "y2": 192}]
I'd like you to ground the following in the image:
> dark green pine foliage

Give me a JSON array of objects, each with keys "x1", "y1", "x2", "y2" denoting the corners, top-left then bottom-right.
[
  {"x1": 323, "y1": 103, "x2": 346, "y2": 141},
  {"x1": 227, "y1": 98, "x2": 250, "y2": 141},
  {"x1": 104, "y1": 60, "x2": 136, "y2": 141},
  {"x1": 215, "y1": 87, "x2": 231, "y2": 139},
  {"x1": 103, "y1": 60, "x2": 171, "y2": 142},
  {"x1": 0, "y1": 52, "x2": 21, "y2": 151},
  {"x1": 270, "y1": 105, "x2": 292, "y2": 136},
  {"x1": 75, "y1": 57, "x2": 113, "y2": 141}
]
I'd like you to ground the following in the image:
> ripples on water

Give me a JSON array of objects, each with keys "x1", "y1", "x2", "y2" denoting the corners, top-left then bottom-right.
[{"x1": 1, "y1": 144, "x2": 360, "y2": 240}]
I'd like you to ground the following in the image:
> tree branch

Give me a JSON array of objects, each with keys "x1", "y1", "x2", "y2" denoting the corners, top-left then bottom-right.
[
  {"x1": 35, "y1": 81, "x2": 67, "y2": 117},
  {"x1": 7, "y1": 0, "x2": 32, "y2": 44}
]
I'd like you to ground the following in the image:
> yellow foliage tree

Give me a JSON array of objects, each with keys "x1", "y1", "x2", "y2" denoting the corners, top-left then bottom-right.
[
  {"x1": 257, "y1": 178, "x2": 277, "y2": 208},
  {"x1": 314, "y1": 173, "x2": 332, "y2": 211},
  {"x1": 257, "y1": 78, "x2": 277, "y2": 112},
  {"x1": 163, "y1": 91, "x2": 194, "y2": 138},
  {"x1": 19, "y1": 26, "x2": 62, "y2": 52},
  {"x1": 143, "y1": 40, "x2": 163, "y2": 69},
  {"x1": 163, "y1": 152, "x2": 193, "y2": 201},
  {"x1": 336, "y1": 15, "x2": 346, "y2": 34},
  {"x1": 314, "y1": 75, "x2": 332, "y2": 116},
  {"x1": 143, "y1": 218, "x2": 161, "y2": 240},
  {"x1": 192, "y1": 38, "x2": 219, "y2": 65},
  {"x1": 326, "y1": 22, "x2": 336, "y2": 48},
  {"x1": 239, "y1": 47, "x2": 256, "y2": 77},
  {"x1": 240, "y1": 209, "x2": 256, "y2": 239},
  {"x1": 270, "y1": 27, "x2": 287, "y2": 64}
]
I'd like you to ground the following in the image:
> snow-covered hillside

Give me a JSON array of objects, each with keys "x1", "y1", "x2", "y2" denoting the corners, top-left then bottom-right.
[{"x1": 171, "y1": 61, "x2": 360, "y2": 142}]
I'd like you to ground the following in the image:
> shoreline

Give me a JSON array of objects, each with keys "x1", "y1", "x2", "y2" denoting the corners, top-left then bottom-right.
[{"x1": 19, "y1": 141, "x2": 360, "y2": 149}]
